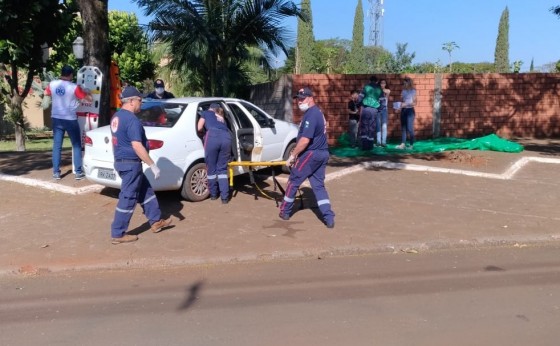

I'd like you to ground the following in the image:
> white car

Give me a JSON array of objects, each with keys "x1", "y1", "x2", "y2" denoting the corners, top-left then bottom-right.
[{"x1": 83, "y1": 97, "x2": 298, "y2": 201}]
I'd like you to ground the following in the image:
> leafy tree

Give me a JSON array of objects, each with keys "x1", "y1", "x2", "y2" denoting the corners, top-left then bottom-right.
[
  {"x1": 296, "y1": 0, "x2": 314, "y2": 73},
  {"x1": 282, "y1": 38, "x2": 350, "y2": 74},
  {"x1": 412, "y1": 61, "x2": 442, "y2": 73},
  {"x1": 494, "y1": 6, "x2": 510, "y2": 72},
  {"x1": 442, "y1": 41, "x2": 459, "y2": 72},
  {"x1": 446, "y1": 62, "x2": 495, "y2": 73},
  {"x1": 243, "y1": 46, "x2": 274, "y2": 85},
  {"x1": 0, "y1": 0, "x2": 76, "y2": 151},
  {"x1": 346, "y1": 0, "x2": 365, "y2": 73},
  {"x1": 136, "y1": 0, "x2": 303, "y2": 96},
  {"x1": 109, "y1": 11, "x2": 155, "y2": 89},
  {"x1": 512, "y1": 60, "x2": 523, "y2": 73},
  {"x1": 364, "y1": 45, "x2": 393, "y2": 73},
  {"x1": 280, "y1": 47, "x2": 296, "y2": 75},
  {"x1": 387, "y1": 43, "x2": 416, "y2": 73},
  {"x1": 313, "y1": 39, "x2": 349, "y2": 73},
  {"x1": 552, "y1": 6, "x2": 560, "y2": 73}
]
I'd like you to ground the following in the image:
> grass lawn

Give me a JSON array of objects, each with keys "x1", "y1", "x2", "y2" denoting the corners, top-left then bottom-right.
[{"x1": 0, "y1": 138, "x2": 71, "y2": 152}]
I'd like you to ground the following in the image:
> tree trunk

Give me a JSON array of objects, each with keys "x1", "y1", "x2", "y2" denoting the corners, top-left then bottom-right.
[
  {"x1": 10, "y1": 94, "x2": 26, "y2": 151},
  {"x1": 76, "y1": 0, "x2": 110, "y2": 126}
]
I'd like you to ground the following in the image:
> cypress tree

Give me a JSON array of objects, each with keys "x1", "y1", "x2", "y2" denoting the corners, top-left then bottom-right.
[
  {"x1": 296, "y1": 0, "x2": 315, "y2": 73},
  {"x1": 494, "y1": 7, "x2": 510, "y2": 72},
  {"x1": 347, "y1": 0, "x2": 365, "y2": 73}
]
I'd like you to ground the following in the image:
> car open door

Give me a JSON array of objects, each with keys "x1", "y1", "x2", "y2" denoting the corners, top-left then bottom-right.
[{"x1": 226, "y1": 102, "x2": 263, "y2": 164}]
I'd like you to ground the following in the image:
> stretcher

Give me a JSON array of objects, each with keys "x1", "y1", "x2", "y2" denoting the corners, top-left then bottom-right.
[{"x1": 227, "y1": 161, "x2": 303, "y2": 208}]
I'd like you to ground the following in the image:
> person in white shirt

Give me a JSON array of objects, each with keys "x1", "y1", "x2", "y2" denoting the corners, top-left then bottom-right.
[
  {"x1": 45, "y1": 65, "x2": 93, "y2": 180},
  {"x1": 396, "y1": 77, "x2": 417, "y2": 149}
]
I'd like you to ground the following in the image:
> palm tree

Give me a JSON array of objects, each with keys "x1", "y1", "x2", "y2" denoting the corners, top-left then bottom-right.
[
  {"x1": 442, "y1": 41, "x2": 459, "y2": 72},
  {"x1": 135, "y1": 0, "x2": 303, "y2": 96}
]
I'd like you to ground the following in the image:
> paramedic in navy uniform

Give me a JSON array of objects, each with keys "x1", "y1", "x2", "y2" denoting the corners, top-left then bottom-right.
[
  {"x1": 279, "y1": 87, "x2": 335, "y2": 229},
  {"x1": 197, "y1": 103, "x2": 232, "y2": 203},
  {"x1": 109, "y1": 86, "x2": 172, "y2": 244}
]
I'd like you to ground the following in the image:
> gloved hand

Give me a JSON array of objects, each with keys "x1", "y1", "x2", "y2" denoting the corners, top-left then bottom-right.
[
  {"x1": 150, "y1": 164, "x2": 160, "y2": 180},
  {"x1": 286, "y1": 155, "x2": 296, "y2": 167}
]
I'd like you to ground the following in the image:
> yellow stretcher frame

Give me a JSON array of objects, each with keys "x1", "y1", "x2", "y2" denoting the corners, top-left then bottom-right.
[
  {"x1": 227, "y1": 160, "x2": 301, "y2": 207},
  {"x1": 227, "y1": 161, "x2": 286, "y2": 187}
]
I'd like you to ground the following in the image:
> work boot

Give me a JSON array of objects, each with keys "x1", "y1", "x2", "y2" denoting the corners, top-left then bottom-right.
[
  {"x1": 111, "y1": 234, "x2": 138, "y2": 245},
  {"x1": 150, "y1": 217, "x2": 173, "y2": 233}
]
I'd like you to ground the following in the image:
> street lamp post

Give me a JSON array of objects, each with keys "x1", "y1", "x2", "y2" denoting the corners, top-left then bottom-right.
[
  {"x1": 40, "y1": 42, "x2": 49, "y2": 78},
  {"x1": 72, "y1": 36, "x2": 84, "y2": 66}
]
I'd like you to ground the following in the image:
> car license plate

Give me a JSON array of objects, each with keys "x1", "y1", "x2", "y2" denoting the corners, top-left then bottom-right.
[{"x1": 97, "y1": 168, "x2": 116, "y2": 181}]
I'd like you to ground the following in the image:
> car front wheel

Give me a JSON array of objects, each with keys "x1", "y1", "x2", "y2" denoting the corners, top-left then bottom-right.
[{"x1": 181, "y1": 162, "x2": 209, "y2": 201}]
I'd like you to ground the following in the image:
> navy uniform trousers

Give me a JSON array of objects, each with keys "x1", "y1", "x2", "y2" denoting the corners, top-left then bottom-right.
[
  {"x1": 111, "y1": 161, "x2": 162, "y2": 238},
  {"x1": 359, "y1": 106, "x2": 377, "y2": 150},
  {"x1": 204, "y1": 129, "x2": 231, "y2": 200},
  {"x1": 280, "y1": 149, "x2": 335, "y2": 224}
]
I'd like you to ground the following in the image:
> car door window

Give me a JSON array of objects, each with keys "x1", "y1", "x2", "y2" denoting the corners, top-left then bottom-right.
[
  {"x1": 228, "y1": 103, "x2": 254, "y2": 129},
  {"x1": 138, "y1": 102, "x2": 185, "y2": 127},
  {"x1": 239, "y1": 101, "x2": 272, "y2": 128}
]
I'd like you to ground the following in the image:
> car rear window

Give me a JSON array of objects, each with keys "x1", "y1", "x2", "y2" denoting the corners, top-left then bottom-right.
[{"x1": 137, "y1": 101, "x2": 186, "y2": 127}]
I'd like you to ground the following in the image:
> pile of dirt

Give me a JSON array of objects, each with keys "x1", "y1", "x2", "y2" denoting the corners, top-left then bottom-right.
[{"x1": 444, "y1": 151, "x2": 489, "y2": 167}]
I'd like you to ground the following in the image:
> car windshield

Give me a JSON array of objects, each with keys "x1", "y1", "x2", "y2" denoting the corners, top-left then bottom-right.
[{"x1": 137, "y1": 101, "x2": 186, "y2": 128}]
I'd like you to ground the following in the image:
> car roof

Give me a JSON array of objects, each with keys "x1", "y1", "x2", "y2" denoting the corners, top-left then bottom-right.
[{"x1": 142, "y1": 97, "x2": 245, "y2": 104}]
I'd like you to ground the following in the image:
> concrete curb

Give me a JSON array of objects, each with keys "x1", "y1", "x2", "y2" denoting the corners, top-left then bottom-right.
[{"x1": 4, "y1": 233, "x2": 560, "y2": 277}]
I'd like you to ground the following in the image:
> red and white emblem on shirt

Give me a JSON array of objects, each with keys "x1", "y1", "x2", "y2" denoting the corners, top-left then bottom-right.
[{"x1": 110, "y1": 117, "x2": 119, "y2": 133}]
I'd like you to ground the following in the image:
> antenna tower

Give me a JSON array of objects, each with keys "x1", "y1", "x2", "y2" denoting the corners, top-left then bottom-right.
[{"x1": 368, "y1": 0, "x2": 384, "y2": 46}]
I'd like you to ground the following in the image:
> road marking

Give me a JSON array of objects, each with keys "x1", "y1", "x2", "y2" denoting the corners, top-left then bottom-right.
[
  {"x1": 2, "y1": 156, "x2": 559, "y2": 194},
  {"x1": 0, "y1": 173, "x2": 104, "y2": 195},
  {"x1": 325, "y1": 156, "x2": 560, "y2": 182}
]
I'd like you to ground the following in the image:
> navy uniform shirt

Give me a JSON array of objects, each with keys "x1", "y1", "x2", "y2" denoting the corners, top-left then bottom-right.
[
  {"x1": 110, "y1": 109, "x2": 149, "y2": 160},
  {"x1": 201, "y1": 110, "x2": 229, "y2": 133},
  {"x1": 298, "y1": 105, "x2": 329, "y2": 152}
]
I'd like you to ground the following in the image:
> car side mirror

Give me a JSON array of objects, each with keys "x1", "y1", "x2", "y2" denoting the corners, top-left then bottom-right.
[{"x1": 266, "y1": 118, "x2": 275, "y2": 128}]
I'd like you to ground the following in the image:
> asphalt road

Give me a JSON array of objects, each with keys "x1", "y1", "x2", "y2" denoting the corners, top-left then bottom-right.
[{"x1": 1, "y1": 244, "x2": 559, "y2": 346}]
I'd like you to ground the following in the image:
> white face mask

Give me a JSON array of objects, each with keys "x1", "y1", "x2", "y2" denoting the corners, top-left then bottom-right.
[
  {"x1": 298, "y1": 103, "x2": 309, "y2": 112},
  {"x1": 155, "y1": 87, "x2": 164, "y2": 95}
]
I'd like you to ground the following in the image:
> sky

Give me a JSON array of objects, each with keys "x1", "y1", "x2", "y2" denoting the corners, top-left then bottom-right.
[{"x1": 109, "y1": 0, "x2": 560, "y2": 72}]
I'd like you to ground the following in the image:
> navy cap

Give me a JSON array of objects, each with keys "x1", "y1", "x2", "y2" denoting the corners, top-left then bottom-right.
[
  {"x1": 293, "y1": 87, "x2": 313, "y2": 99},
  {"x1": 154, "y1": 79, "x2": 165, "y2": 88},
  {"x1": 209, "y1": 103, "x2": 221, "y2": 110},
  {"x1": 120, "y1": 86, "x2": 143, "y2": 99},
  {"x1": 61, "y1": 65, "x2": 74, "y2": 76}
]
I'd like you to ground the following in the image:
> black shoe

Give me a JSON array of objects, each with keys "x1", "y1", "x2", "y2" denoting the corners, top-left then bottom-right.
[
  {"x1": 326, "y1": 221, "x2": 335, "y2": 229},
  {"x1": 221, "y1": 199, "x2": 229, "y2": 204},
  {"x1": 75, "y1": 172, "x2": 86, "y2": 180},
  {"x1": 210, "y1": 196, "x2": 218, "y2": 200},
  {"x1": 279, "y1": 213, "x2": 290, "y2": 221}
]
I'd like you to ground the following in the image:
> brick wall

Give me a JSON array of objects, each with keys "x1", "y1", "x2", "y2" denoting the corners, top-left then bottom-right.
[{"x1": 250, "y1": 73, "x2": 560, "y2": 145}]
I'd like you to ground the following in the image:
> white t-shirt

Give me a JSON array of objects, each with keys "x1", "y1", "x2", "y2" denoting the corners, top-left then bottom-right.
[
  {"x1": 45, "y1": 80, "x2": 86, "y2": 120},
  {"x1": 402, "y1": 89, "x2": 416, "y2": 108}
]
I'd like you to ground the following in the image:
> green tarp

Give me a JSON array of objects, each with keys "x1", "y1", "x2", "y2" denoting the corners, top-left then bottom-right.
[{"x1": 331, "y1": 134, "x2": 524, "y2": 157}]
